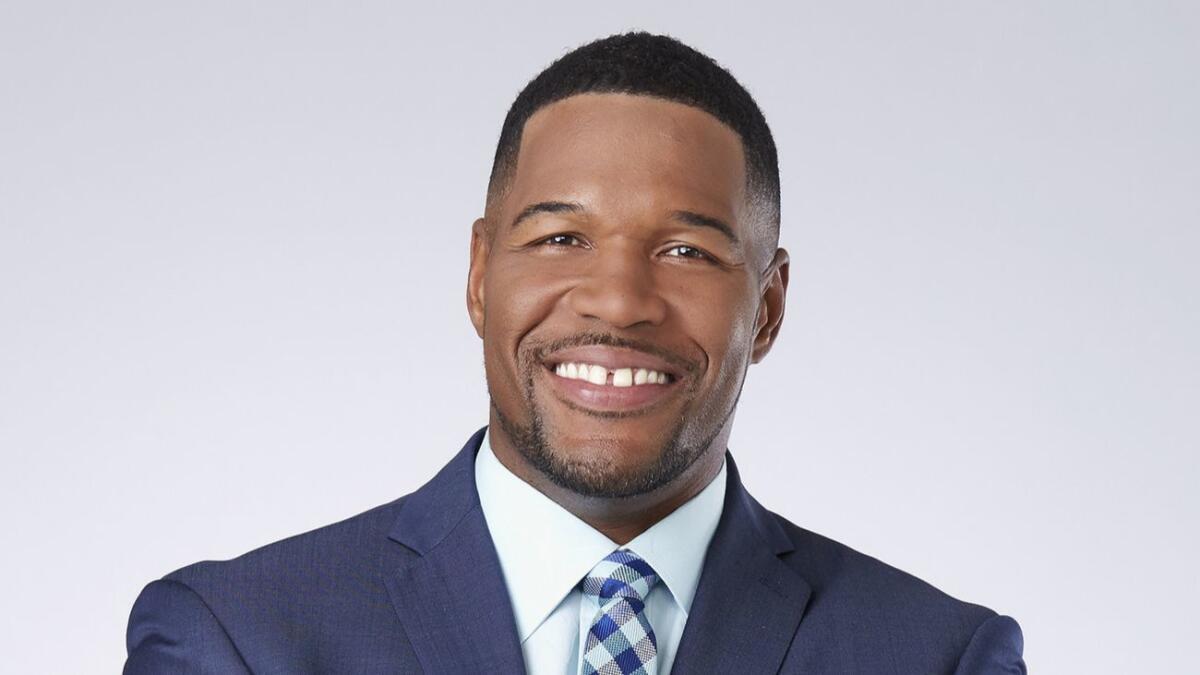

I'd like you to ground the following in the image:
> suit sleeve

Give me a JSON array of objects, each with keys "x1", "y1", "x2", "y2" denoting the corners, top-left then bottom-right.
[
  {"x1": 124, "y1": 578, "x2": 252, "y2": 675},
  {"x1": 952, "y1": 614, "x2": 1026, "y2": 675}
]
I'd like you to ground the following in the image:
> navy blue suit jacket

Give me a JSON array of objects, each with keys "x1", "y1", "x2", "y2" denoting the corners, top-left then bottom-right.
[{"x1": 125, "y1": 427, "x2": 1026, "y2": 673}]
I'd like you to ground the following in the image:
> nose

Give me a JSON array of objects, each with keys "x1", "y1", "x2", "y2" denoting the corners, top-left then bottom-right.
[{"x1": 567, "y1": 247, "x2": 668, "y2": 329}]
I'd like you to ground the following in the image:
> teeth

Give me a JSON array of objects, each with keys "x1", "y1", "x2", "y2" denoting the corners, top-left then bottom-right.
[
  {"x1": 586, "y1": 364, "x2": 607, "y2": 385},
  {"x1": 551, "y1": 362, "x2": 671, "y2": 387},
  {"x1": 613, "y1": 368, "x2": 633, "y2": 387}
]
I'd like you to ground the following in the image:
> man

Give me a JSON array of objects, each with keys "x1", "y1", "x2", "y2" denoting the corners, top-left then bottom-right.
[{"x1": 124, "y1": 32, "x2": 1025, "y2": 674}]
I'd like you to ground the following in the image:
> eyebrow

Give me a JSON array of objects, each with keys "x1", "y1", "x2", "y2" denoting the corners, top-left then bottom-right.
[
  {"x1": 510, "y1": 200, "x2": 740, "y2": 245},
  {"x1": 669, "y1": 210, "x2": 740, "y2": 245},
  {"x1": 510, "y1": 201, "x2": 586, "y2": 230}
]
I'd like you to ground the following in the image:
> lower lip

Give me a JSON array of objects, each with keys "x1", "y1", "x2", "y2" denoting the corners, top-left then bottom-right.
[{"x1": 540, "y1": 366, "x2": 680, "y2": 413}]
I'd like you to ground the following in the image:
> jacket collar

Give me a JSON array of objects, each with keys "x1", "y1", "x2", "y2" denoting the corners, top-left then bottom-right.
[
  {"x1": 383, "y1": 427, "x2": 811, "y2": 674},
  {"x1": 383, "y1": 426, "x2": 526, "y2": 673},
  {"x1": 669, "y1": 450, "x2": 812, "y2": 673}
]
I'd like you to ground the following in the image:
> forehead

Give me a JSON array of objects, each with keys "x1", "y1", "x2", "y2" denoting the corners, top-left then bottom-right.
[{"x1": 504, "y1": 93, "x2": 748, "y2": 225}]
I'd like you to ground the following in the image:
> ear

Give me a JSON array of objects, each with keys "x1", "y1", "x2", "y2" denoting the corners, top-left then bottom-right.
[
  {"x1": 466, "y1": 217, "x2": 490, "y2": 339},
  {"x1": 751, "y1": 247, "x2": 790, "y2": 363}
]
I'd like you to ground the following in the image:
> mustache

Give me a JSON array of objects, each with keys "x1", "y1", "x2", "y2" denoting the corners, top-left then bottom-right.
[{"x1": 529, "y1": 332, "x2": 699, "y2": 375}]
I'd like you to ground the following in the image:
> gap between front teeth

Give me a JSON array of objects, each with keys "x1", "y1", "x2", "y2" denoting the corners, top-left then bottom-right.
[{"x1": 553, "y1": 362, "x2": 670, "y2": 386}]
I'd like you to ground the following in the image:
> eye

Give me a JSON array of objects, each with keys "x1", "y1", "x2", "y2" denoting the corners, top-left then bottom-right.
[
  {"x1": 539, "y1": 233, "x2": 584, "y2": 247},
  {"x1": 663, "y1": 244, "x2": 713, "y2": 261}
]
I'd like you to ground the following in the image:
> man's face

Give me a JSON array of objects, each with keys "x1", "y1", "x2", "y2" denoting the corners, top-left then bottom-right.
[{"x1": 468, "y1": 93, "x2": 787, "y2": 499}]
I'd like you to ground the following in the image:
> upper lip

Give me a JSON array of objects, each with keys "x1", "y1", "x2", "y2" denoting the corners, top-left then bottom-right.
[{"x1": 541, "y1": 346, "x2": 685, "y2": 378}]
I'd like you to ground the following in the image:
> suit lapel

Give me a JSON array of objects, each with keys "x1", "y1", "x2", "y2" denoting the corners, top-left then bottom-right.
[
  {"x1": 670, "y1": 453, "x2": 812, "y2": 674},
  {"x1": 382, "y1": 427, "x2": 526, "y2": 674},
  {"x1": 381, "y1": 432, "x2": 809, "y2": 674}
]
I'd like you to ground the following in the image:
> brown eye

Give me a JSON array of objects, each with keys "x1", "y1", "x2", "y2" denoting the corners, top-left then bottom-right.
[
  {"x1": 541, "y1": 234, "x2": 582, "y2": 247},
  {"x1": 663, "y1": 245, "x2": 711, "y2": 261}
]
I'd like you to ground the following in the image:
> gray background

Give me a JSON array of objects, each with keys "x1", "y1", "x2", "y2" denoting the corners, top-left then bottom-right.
[{"x1": 2, "y1": 1, "x2": 1196, "y2": 672}]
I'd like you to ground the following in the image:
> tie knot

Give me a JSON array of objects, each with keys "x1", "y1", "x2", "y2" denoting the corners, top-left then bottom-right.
[{"x1": 581, "y1": 549, "x2": 660, "y2": 607}]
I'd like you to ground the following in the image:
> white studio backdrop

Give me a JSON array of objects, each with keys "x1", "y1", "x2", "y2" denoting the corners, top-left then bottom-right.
[{"x1": 1, "y1": 2, "x2": 1196, "y2": 673}]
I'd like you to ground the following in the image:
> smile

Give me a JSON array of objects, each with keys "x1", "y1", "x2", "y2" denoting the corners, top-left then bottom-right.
[
  {"x1": 551, "y1": 362, "x2": 674, "y2": 387},
  {"x1": 538, "y1": 346, "x2": 686, "y2": 413}
]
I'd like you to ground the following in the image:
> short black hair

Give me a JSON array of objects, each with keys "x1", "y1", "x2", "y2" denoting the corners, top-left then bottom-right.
[{"x1": 487, "y1": 31, "x2": 780, "y2": 245}]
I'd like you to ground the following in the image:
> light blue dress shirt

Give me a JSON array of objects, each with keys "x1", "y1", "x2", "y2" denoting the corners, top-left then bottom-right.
[{"x1": 474, "y1": 427, "x2": 728, "y2": 675}]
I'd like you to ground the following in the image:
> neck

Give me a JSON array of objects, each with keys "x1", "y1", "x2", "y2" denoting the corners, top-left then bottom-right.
[{"x1": 487, "y1": 423, "x2": 728, "y2": 545}]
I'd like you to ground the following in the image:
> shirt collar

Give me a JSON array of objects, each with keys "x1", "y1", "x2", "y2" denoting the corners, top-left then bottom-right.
[{"x1": 474, "y1": 426, "x2": 727, "y2": 643}]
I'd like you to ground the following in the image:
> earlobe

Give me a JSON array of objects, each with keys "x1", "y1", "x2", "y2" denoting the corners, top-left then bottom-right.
[
  {"x1": 751, "y1": 248, "x2": 790, "y2": 363},
  {"x1": 466, "y1": 218, "x2": 489, "y2": 338}
]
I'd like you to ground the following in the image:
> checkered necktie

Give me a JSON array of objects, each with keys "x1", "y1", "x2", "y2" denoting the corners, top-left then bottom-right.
[{"x1": 579, "y1": 549, "x2": 661, "y2": 675}]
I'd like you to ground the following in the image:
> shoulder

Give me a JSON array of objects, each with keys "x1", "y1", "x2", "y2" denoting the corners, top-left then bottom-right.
[
  {"x1": 125, "y1": 496, "x2": 418, "y2": 672},
  {"x1": 765, "y1": 510, "x2": 1025, "y2": 674},
  {"x1": 126, "y1": 431, "x2": 487, "y2": 670},
  {"x1": 773, "y1": 512, "x2": 992, "y2": 622},
  {"x1": 163, "y1": 495, "x2": 407, "y2": 594}
]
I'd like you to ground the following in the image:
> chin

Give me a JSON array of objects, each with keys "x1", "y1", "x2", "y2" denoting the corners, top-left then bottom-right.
[
  {"x1": 554, "y1": 436, "x2": 662, "y2": 473},
  {"x1": 491, "y1": 393, "x2": 704, "y2": 498},
  {"x1": 537, "y1": 428, "x2": 697, "y2": 499}
]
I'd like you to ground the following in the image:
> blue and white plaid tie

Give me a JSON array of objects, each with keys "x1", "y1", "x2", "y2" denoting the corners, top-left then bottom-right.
[{"x1": 579, "y1": 549, "x2": 661, "y2": 675}]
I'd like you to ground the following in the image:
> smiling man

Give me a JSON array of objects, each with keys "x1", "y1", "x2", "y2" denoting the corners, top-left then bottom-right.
[{"x1": 124, "y1": 32, "x2": 1026, "y2": 674}]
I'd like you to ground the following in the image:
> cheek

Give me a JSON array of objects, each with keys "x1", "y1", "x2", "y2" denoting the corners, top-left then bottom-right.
[
  {"x1": 482, "y1": 259, "x2": 567, "y2": 364},
  {"x1": 671, "y1": 278, "x2": 758, "y2": 366}
]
